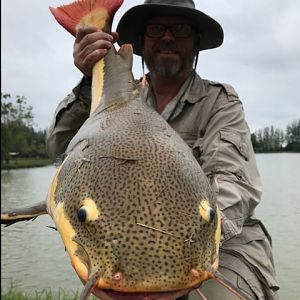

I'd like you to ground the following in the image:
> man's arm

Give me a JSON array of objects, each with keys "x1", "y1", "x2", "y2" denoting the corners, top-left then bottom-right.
[
  {"x1": 46, "y1": 77, "x2": 91, "y2": 161},
  {"x1": 198, "y1": 82, "x2": 262, "y2": 243}
]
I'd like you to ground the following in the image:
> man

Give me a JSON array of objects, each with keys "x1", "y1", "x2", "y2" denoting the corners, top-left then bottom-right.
[{"x1": 46, "y1": 0, "x2": 279, "y2": 299}]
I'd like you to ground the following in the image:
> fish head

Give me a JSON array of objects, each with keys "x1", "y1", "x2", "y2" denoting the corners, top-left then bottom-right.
[{"x1": 48, "y1": 149, "x2": 221, "y2": 298}]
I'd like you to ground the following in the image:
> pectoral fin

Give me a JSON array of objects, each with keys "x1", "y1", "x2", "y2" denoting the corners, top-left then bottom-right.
[{"x1": 1, "y1": 201, "x2": 48, "y2": 226}]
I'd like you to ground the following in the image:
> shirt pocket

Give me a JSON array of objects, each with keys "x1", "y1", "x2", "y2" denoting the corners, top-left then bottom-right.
[{"x1": 220, "y1": 129, "x2": 249, "y2": 161}]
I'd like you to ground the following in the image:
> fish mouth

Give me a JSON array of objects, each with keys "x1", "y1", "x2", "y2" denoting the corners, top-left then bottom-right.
[
  {"x1": 92, "y1": 288, "x2": 192, "y2": 300},
  {"x1": 70, "y1": 249, "x2": 193, "y2": 299},
  {"x1": 70, "y1": 242, "x2": 203, "y2": 299}
]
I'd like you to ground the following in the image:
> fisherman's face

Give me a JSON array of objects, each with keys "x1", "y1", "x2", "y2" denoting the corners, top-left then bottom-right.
[{"x1": 143, "y1": 16, "x2": 198, "y2": 79}]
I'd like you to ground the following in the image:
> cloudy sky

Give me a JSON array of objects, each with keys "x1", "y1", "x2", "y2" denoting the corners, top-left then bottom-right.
[{"x1": 2, "y1": 0, "x2": 300, "y2": 132}]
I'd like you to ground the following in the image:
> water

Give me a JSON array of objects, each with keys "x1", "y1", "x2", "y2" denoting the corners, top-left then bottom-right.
[
  {"x1": 255, "y1": 153, "x2": 300, "y2": 299},
  {"x1": 1, "y1": 154, "x2": 300, "y2": 298},
  {"x1": 1, "y1": 166, "x2": 82, "y2": 294}
]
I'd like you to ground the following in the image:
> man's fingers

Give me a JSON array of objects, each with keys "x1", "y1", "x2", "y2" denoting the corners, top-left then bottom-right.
[
  {"x1": 79, "y1": 39, "x2": 112, "y2": 58},
  {"x1": 80, "y1": 48, "x2": 108, "y2": 76},
  {"x1": 73, "y1": 26, "x2": 118, "y2": 76},
  {"x1": 75, "y1": 25, "x2": 98, "y2": 43},
  {"x1": 76, "y1": 27, "x2": 114, "y2": 45},
  {"x1": 75, "y1": 40, "x2": 112, "y2": 76},
  {"x1": 111, "y1": 32, "x2": 119, "y2": 43}
]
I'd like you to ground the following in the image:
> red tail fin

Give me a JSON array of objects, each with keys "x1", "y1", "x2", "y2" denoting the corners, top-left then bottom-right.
[{"x1": 49, "y1": 0, "x2": 123, "y2": 36}]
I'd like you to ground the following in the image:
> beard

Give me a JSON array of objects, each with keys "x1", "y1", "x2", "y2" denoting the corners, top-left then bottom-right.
[
  {"x1": 144, "y1": 42, "x2": 196, "y2": 79},
  {"x1": 151, "y1": 57, "x2": 182, "y2": 78}
]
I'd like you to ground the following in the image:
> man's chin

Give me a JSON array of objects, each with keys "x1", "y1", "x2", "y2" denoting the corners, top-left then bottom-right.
[{"x1": 153, "y1": 63, "x2": 181, "y2": 78}]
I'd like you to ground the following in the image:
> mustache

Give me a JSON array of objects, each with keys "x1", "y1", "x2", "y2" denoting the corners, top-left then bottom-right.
[{"x1": 152, "y1": 42, "x2": 180, "y2": 53}]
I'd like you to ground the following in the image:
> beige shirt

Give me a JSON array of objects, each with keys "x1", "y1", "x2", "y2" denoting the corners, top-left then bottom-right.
[{"x1": 46, "y1": 72, "x2": 279, "y2": 297}]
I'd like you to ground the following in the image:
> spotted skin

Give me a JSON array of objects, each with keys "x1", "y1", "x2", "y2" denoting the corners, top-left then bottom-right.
[{"x1": 51, "y1": 91, "x2": 220, "y2": 292}]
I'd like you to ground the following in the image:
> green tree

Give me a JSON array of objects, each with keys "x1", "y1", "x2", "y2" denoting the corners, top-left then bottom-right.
[
  {"x1": 1, "y1": 93, "x2": 48, "y2": 165},
  {"x1": 286, "y1": 118, "x2": 300, "y2": 151},
  {"x1": 251, "y1": 119, "x2": 300, "y2": 153},
  {"x1": 274, "y1": 128, "x2": 284, "y2": 152},
  {"x1": 1, "y1": 94, "x2": 34, "y2": 126},
  {"x1": 263, "y1": 126, "x2": 271, "y2": 152}
]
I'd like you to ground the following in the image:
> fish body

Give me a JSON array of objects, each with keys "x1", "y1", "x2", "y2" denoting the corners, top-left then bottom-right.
[{"x1": 50, "y1": 52, "x2": 220, "y2": 291}]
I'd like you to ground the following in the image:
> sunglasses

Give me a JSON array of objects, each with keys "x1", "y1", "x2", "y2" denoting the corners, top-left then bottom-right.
[{"x1": 145, "y1": 24, "x2": 194, "y2": 38}]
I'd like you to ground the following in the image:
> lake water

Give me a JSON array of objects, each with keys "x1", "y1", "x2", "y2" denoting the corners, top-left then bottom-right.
[{"x1": 1, "y1": 153, "x2": 300, "y2": 299}]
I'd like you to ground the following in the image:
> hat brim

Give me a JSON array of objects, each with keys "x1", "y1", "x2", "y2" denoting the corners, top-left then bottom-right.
[{"x1": 116, "y1": 4, "x2": 224, "y2": 56}]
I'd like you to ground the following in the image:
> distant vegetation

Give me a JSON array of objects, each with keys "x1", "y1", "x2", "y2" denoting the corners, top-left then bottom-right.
[
  {"x1": 1, "y1": 93, "x2": 299, "y2": 170},
  {"x1": 251, "y1": 118, "x2": 300, "y2": 153},
  {"x1": 1, "y1": 93, "x2": 50, "y2": 168}
]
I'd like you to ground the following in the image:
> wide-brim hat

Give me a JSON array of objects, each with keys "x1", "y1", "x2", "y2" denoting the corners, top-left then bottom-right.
[{"x1": 117, "y1": 0, "x2": 224, "y2": 56}]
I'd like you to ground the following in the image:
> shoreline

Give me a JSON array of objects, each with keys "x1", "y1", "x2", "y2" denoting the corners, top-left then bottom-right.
[{"x1": 1, "y1": 158, "x2": 52, "y2": 170}]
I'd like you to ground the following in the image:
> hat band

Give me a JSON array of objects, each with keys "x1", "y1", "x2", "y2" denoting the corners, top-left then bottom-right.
[{"x1": 144, "y1": 0, "x2": 195, "y2": 10}]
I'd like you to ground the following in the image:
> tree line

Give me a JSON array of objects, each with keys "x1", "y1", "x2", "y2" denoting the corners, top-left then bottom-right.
[
  {"x1": 1, "y1": 94, "x2": 49, "y2": 164},
  {"x1": 251, "y1": 119, "x2": 300, "y2": 152},
  {"x1": 1, "y1": 94, "x2": 299, "y2": 166}
]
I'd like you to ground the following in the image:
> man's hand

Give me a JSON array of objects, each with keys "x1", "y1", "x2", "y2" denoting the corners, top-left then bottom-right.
[{"x1": 73, "y1": 26, "x2": 119, "y2": 77}]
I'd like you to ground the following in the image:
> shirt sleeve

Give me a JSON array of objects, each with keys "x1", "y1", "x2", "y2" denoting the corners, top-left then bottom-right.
[
  {"x1": 197, "y1": 82, "x2": 262, "y2": 243},
  {"x1": 46, "y1": 77, "x2": 92, "y2": 161}
]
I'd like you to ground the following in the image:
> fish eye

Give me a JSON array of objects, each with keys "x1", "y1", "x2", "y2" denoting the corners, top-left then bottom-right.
[
  {"x1": 77, "y1": 198, "x2": 100, "y2": 223},
  {"x1": 77, "y1": 206, "x2": 88, "y2": 223},
  {"x1": 209, "y1": 208, "x2": 216, "y2": 222},
  {"x1": 199, "y1": 199, "x2": 216, "y2": 223}
]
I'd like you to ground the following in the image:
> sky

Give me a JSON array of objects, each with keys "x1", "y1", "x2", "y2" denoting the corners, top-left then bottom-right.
[{"x1": 2, "y1": 0, "x2": 300, "y2": 132}]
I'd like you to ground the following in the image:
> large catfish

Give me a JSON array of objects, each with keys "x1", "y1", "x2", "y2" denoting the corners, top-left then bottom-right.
[{"x1": 1, "y1": 0, "x2": 250, "y2": 299}]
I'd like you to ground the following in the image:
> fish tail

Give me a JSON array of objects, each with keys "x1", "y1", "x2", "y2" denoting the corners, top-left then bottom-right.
[
  {"x1": 49, "y1": 0, "x2": 124, "y2": 36},
  {"x1": 50, "y1": 0, "x2": 130, "y2": 115}
]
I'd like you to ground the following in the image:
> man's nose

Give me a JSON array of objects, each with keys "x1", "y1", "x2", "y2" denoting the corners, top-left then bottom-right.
[{"x1": 161, "y1": 28, "x2": 175, "y2": 40}]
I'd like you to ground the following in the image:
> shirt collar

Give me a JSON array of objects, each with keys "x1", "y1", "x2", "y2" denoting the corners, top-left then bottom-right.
[
  {"x1": 142, "y1": 72, "x2": 208, "y2": 120},
  {"x1": 144, "y1": 72, "x2": 207, "y2": 102},
  {"x1": 183, "y1": 72, "x2": 208, "y2": 103}
]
